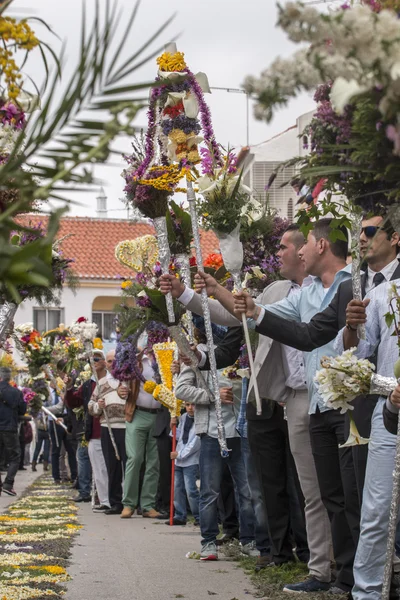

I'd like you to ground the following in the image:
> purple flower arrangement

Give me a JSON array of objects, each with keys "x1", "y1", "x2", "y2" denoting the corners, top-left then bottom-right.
[{"x1": 112, "y1": 335, "x2": 145, "y2": 383}]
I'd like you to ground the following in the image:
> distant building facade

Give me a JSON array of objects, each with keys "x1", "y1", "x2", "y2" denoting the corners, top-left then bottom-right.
[{"x1": 241, "y1": 110, "x2": 314, "y2": 221}]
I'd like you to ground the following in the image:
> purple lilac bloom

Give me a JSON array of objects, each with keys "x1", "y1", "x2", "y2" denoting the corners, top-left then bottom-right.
[{"x1": 185, "y1": 69, "x2": 223, "y2": 168}]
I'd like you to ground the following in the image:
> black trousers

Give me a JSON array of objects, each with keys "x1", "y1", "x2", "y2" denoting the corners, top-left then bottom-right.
[
  {"x1": 0, "y1": 431, "x2": 20, "y2": 489},
  {"x1": 49, "y1": 422, "x2": 77, "y2": 482},
  {"x1": 101, "y1": 427, "x2": 127, "y2": 510},
  {"x1": 155, "y1": 433, "x2": 172, "y2": 513},
  {"x1": 247, "y1": 405, "x2": 309, "y2": 564},
  {"x1": 344, "y1": 395, "x2": 378, "y2": 504},
  {"x1": 218, "y1": 462, "x2": 239, "y2": 536},
  {"x1": 309, "y1": 409, "x2": 360, "y2": 592}
]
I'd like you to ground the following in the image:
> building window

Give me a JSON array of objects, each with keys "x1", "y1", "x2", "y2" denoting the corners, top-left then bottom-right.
[
  {"x1": 33, "y1": 308, "x2": 63, "y2": 333},
  {"x1": 287, "y1": 198, "x2": 294, "y2": 223},
  {"x1": 92, "y1": 311, "x2": 117, "y2": 341}
]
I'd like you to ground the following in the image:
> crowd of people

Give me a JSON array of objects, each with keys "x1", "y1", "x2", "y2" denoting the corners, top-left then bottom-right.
[{"x1": 1, "y1": 211, "x2": 400, "y2": 600}]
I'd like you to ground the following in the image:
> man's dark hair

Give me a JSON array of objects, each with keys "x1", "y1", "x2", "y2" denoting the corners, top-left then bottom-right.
[
  {"x1": 312, "y1": 218, "x2": 348, "y2": 261},
  {"x1": 0, "y1": 367, "x2": 12, "y2": 382},
  {"x1": 382, "y1": 218, "x2": 395, "y2": 240},
  {"x1": 284, "y1": 223, "x2": 306, "y2": 249}
]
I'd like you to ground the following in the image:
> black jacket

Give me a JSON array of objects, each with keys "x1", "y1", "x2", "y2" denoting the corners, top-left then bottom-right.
[
  {"x1": 0, "y1": 382, "x2": 26, "y2": 432},
  {"x1": 65, "y1": 379, "x2": 96, "y2": 441},
  {"x1": 255, "y1": 262, "x2": 400, "y2": 351},
  {"x1": 383, "y1": 401, "x2": 398, "y2": 436},
  {"x1": 201, "y1": 326, "x2": 244, "y2": 371}
]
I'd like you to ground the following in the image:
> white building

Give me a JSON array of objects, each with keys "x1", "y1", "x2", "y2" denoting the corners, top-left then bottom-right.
[{"x1": 241, "y1": 110, "x2": 315, "y2": 220}]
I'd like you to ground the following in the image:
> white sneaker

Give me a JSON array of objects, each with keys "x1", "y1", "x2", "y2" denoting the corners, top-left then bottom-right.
[
  {"x1": 240, "y1": 540, "x2": 260, "y2": 558},
  {"x1": 200, "y1": 541, "x2": 218, "y2": 561}
]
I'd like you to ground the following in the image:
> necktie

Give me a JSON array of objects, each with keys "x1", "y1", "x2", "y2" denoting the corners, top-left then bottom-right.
[{"x1": 372, "y1": 272, "x2": 385, "y2": 287}]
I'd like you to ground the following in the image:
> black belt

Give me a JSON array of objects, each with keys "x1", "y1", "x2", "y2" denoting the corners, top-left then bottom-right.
[{"x1": 136, "y1": 405, "x2": 161, "y2": 415}]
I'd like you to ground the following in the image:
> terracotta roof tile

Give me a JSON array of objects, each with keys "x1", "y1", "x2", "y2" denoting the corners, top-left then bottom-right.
[{"x1": 16, "y1": 215, "x2": 220, "y2": 280}]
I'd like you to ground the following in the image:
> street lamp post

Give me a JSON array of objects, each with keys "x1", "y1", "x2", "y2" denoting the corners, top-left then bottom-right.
[{"x1": 210, "y1": 86, "x2": 250, "y2": 146}]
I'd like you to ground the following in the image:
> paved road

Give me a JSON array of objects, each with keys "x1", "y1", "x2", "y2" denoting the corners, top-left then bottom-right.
[
  {"x1": 65, "y1": 504, "x2": 257, "y2": 600},
  {"x1": 0, "y1": 467, "x2": 41, "y2": 510}
]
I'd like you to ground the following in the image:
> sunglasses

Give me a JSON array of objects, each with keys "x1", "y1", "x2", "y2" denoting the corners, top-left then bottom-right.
[
  {"x1": 361, "y1": 226, "x2": 383, "y2": 238},
  {"x1": 93, "y1": 357, "x2": 103, "y2": 362}
]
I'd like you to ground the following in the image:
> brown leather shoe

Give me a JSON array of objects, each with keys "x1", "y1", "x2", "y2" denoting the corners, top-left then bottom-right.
[
  {"x1": 142, "y1": 509, "x2": 162, "y2": 518},
  {"x1": 120, "y1": 507, "x2": 134, "y2": 519}
]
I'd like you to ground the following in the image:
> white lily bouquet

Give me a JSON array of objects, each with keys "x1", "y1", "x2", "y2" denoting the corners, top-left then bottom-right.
[{"x1": 315, "y1": 348, "x2": 397, "y2": 447}]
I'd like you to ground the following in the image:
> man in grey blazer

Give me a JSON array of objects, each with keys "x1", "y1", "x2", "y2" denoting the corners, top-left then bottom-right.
[{"x1": 160, "y1": 224, "x2": 332, "y2": 592}]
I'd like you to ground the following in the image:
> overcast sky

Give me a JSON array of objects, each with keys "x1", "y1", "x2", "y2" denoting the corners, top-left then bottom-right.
[{"x1": 15, "y1": 0, "x2": 317, "y2": 218}]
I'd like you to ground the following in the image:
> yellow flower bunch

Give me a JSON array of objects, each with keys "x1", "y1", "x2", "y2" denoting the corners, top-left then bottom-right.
[
  {"x1": 156, "y1": 50, "x2": 186, "y2": 72},
  {"x1": 153, "y1": 342, "x2": 176, "y2": 391},
  {"x1": 121, "y1": 280, "x2": 133, "y2": 290},
  {"x1": 0, "y1": 17, "x2": 39, "y2": 98},
  {"x1": 143, "y1": 380, "x2": 182, "y2": 418},
  {"x1": 169, "y1": 129, "x2": 188, "y2": 145},
  {"x1": 93, "y1": 337, "x2": 103, "y2": 349},
  {"x1": 136, "y1": 164, "x2": 187, "y2": 192}
]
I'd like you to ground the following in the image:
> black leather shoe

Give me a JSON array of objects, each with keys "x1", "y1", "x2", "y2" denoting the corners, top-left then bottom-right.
[
  {"x1": 165, "y1": 518, "x2": 186, "y2": 526},
  {"x1": 105, "y1": 506, "x2": 123, "y2": 515},
  {"x1": 74, "y1": 496, "x2": 91, "y2": 503},
  {"x1": 155, "y1": 512, "x2": 169, "y2": 520}
]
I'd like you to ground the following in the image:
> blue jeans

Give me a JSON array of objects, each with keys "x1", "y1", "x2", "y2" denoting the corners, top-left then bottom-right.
[
  {"x1": 174, "y1": 464, "x2": 199, "y2": 522},
  {"x1": 33, "y1": 429, "x2": 50, "y2": 463},
  {"x1": 77, "y1": 442, "x2": 92, "y2": 499},
  {"x1": 241, "y1": 436, "x2": 271, "y2": 555},
  {"x1": 353, "y1": 399, "x2": 399, "y2": 600},
  {"x1": 199, "y1": 435, "x2": 254, "y2": 545}
]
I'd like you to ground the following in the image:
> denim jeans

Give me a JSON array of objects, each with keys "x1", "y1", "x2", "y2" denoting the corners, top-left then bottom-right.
[
  {"x1": 174, "y1": 464, "x2": 199, "y2": 522},
  {"x1": 353, "y1": 399, "x2": 399, "y2": 600},
  {"x1": 241, "y1": 436, "x2": 271, "y2": 555},
  {"x1": 199, "y1": 435, "x2": 254, "y2": 545},
  {"x1": 33, "y1": 430, "x2": 50, "y2": 463},
  {"x1": 77, "y1": 441, "x2": 92, "y2": 499}
]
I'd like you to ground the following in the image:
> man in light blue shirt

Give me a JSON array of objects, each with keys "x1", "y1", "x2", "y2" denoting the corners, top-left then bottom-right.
[{"x1": 195, "y1": 218, "x2": 359, "y2": 597}]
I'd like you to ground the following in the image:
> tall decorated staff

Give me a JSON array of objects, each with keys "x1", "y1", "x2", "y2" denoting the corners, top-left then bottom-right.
[
  {"x1": 122, "y1": 45, "x2": 231, "y2": 454},
  {"x1": 197, "y1": 148, "x2": 263, "y2": 415},
  {"x1": 155, "y1": 42, "x2": 231, "y2": 455},
  {"x1": 166, "y1": 201, "x2": 195, "y2": 343}
]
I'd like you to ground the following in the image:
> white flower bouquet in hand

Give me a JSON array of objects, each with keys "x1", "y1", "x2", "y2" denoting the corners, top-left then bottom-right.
[
  {"x1": 315, "y1": 348, "x2": 398, "y2": 446},
  {"x1": 315, "y1": 348, "x2": 376, "y2": 446},
  {"x1": 315, "y1": 348, "x2": 376, "y2": 413}
]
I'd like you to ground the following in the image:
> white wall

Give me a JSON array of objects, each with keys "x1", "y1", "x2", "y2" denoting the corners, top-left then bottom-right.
[
  {"x1": 13, "y1": 280, "x2": 122, "y2": 366},
  {"x1": 14, "y1": 282, "x2": 121, "y2": 329}
]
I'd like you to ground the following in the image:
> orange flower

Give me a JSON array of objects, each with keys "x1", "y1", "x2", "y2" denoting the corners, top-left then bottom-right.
[{"x1": 204, "y1": 253, "x2": 224, "y2": 270}]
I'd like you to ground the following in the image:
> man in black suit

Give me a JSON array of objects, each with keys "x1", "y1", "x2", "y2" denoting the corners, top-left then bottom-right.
[
  {"x1": 233, "y1": 214, "x2": 400, "y2": 501},
  {"x1": 0, "y1": 367, "x2": 26, "y2": 496}
]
